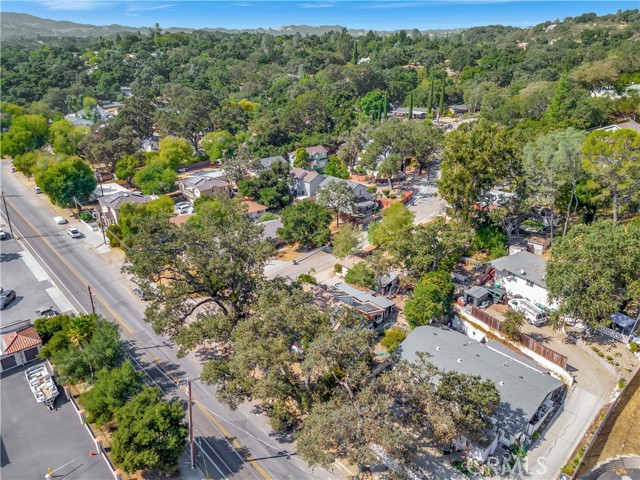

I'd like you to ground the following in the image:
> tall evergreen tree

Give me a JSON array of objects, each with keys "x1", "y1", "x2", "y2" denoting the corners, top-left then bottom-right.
[
  {"x1": 408, "y1": 91, "x2": 414, "y2": 120},
  {"x1": 382, "y1": 95, "x2": 388, "y2": 121},
  {"x1": 352, "y1": 42, "x2": 358, "y2": 65},
  {"x1": 438, "y1": 79, "x2": 445, "y2": 115},
  {"x1": 429, "y1": 78, "x2": 435, "y2": 110}
]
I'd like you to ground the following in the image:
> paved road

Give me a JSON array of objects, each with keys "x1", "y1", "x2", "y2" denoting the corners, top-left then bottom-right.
[{"x1": 0, "y1": 165, "x2": 346, "y2": 480}]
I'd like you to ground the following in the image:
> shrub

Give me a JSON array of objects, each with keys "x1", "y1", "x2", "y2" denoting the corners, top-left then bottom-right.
[
  {"x1": 629, "y1": 341, "x2": 639, "y2": 354},
  {"x1": 334, "y1": 263, "x2": 342, "y2": 274},
  {"x1": 389, "y1": 193, "x2": 397, "y2": 199},
  {"x1": 472, "y1": 225, "x2": 507, "y2": 260},
  {"x1": 80, "y1": 211, "x2": 93, "y2": 222},
  {"x1": 344, "y1": 261, "x2": 375, "y2": 289},
  {"x1": 259, "y1": 212, "x2": 278, "y2": 222},
  {"x1": 367, "y1": 186, "x2": 376, "y2": 194},
  {"x1": 381, "y1": 328, "x2": 407, "y2": 353},
  {"x1": 501, "y1": 310, "x2": 525, "y2": 342},
  {"x1": 34, "y1": 314, "x2": 72, "y2": 342},
  {"x1": 382, "y1": 189, "x2": 390, "y2": 197},
  {"x1": 618, "y1": 378, "x2": 627, "y2": 389},
  {"x1": 297, "y1": 273, "x2": 317, "y2": 285}
]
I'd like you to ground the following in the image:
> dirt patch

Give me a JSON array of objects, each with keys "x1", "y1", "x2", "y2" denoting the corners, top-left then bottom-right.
[{"x1": 276, "y1": 243, "x2": 307, "y2": 261}]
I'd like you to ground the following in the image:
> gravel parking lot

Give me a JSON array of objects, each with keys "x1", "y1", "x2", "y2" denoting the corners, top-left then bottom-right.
[{"x1": 0, "y1": 363, "x2": 113, "y2": 479}]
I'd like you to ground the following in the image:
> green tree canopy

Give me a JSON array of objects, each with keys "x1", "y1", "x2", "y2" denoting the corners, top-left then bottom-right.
[
  {"x1": 316, "y1": 179, "x2": 357, "y2": 227},
  {"x1": 324, "y1": 155, "x2": 350, "y2": 179},
  {"x1": 158, "y1": 135, "x2": 193, "y2": 168},
  {"x1": 111, "y1": 387, "x2": 187, "y2": 474},
  {"x1": 133, "y1": 156, "x2": 177, "y2": 194},
  {"x1": 79, "y1": 361, "x2": 143, "y2": 426},
  {"x1": 0, "y1": 114, "x2": 49, "y2": 158},
  {"x1": 404, "y1": 270, "x2": 454, "y2": 328},
  {"x1": 332, "y1": 223, "x2": 361, "y2": 259},
  {"x1": 547, "y1": 221, "x2": 640, "y2": 328},
  {"x1": 368, "y1": 203, "x2": 414, "y2": 247},
  {"x1": 582, "y1": 128, "x2": 640, "y2": 221},
  {"x1": 201, "y1": 130, "x2": 237, "y2": 161},
  {"x1": 36, "y1": 156, "x2": 97, "y2": 207},
  {"x1": 294, "y1": 147, "x2": 310, "y2": 168},
  {"x1": 277, "y1": 200, "x2": 332, "y2": 248},
  {"x1": 123, "y1": 196, "x2": 274, "y2": 352}
]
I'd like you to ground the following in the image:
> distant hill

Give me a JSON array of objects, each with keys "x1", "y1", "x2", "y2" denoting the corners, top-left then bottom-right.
[{"x1": 0, "y1": 12, "x2": 464, "y2": 41}]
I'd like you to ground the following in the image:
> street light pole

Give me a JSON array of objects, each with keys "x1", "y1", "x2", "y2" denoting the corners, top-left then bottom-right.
[{"x1": 187, "y1": 377, "x2": 195, "y2": 470}]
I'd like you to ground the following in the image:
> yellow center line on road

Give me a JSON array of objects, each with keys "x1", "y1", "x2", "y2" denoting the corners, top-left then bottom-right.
[
  {"x1": 8, "y1": 195, "x2": 273, "y2": 480},
  {"x1": 193, "y1": 398, "x2": 272, "y2": 480},
  {"x1": 6, "y1": 196, "x2": 135, "y2": 336}
]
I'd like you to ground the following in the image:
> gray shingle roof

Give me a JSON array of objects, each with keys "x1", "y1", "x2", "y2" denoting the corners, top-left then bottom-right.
[
  {"x1": 334, "y1": 282, "x2": 395, "y2": 309},
  {"x1": 181, "y1": 176, "x2": 229, "y2": 190},
  {"x1": 488, "y1": 251, "x2": 548, "y2": 288},
  {"x1": 98, "y1": 192, "x2": 154, "y2": 210},
  {"x1": 259, "y1": 156, "x2": 287, "y2": 170},
  {"x1": 291, "y1": 167, "x2": 321, "y2": 183},
  {"x1": 398, "y1": 326, "x2": 563, "y2": 438}
]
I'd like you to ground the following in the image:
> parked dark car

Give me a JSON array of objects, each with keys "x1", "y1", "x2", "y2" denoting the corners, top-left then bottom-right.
[
  {"x1": 0, "y1": 288, "x2": 16, "y2": 309},
  {"x1": 35, "y1": 306, "x2": 58, "y2": 318}
]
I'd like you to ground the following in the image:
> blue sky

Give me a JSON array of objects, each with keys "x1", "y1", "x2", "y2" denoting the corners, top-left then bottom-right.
[{"x1": 2, "y1": 1, "x2": 637, "y2": 30}]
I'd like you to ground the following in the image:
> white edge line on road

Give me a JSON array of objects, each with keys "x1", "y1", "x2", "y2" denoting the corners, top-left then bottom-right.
[{"x1": 0, "y1": 211, "x2": 84, "y2": 315}]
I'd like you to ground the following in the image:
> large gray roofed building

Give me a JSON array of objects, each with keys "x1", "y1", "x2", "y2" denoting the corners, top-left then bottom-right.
[
  {"x1": 488, "y1": 251, "x2": 548, "y2": 288},
  {"x1": 398, "y1": 326, "x2": 563, "y2": 439}
]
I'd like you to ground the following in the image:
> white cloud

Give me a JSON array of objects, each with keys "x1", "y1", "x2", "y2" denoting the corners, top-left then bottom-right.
[
  {"x1": 298, "y1": 1, "x2": 336, "y2": 8},
  {"x1": 38, "y1": 0, "x2": 109, "y2": 10},
  {"x1": 126, "y1": 3, "x2": 177, "y2": 12}
]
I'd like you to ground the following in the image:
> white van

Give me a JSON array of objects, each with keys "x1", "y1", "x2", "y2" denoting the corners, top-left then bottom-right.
[{"x1": 508, "y1": 298, "x2": 547, "y2": 326}]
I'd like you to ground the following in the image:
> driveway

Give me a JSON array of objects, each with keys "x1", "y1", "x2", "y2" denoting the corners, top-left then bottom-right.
[
  {"x1": 404, "y1": 169, "x2": 447, "y2": 225},
  {"x1": 265, "y1": 249, "x2": 339, "y2": 282}
]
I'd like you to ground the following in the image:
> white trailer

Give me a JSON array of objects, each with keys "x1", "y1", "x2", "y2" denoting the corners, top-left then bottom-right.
[{"x1": 25, "y1": 364, "x2": 59, "y2": 409}]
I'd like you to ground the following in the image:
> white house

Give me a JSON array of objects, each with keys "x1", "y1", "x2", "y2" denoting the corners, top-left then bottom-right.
[
  {"x1": 488, "y1": 251, "x2": 552, "y2": 308},
  {"x1": 399, "y1": 326, "x2": 564, "y2": 463},
  {"x1": 318, "y1": 176, "x2": 376, "y2": 217},
  {"x1": 291, "y1": 168, "x2": 325, "y2": 198},
  {"x1": 289, "y1": 145, "x2": 329, "y2": 169},
  {"x1": 97, "y1": 191, "x2": 156, "y2": 226}
]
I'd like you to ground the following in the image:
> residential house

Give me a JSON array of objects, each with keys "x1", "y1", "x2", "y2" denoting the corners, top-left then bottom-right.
[
  {"x1": 179, "y1": 176, "x2": 230, "y2": 202},
  {"x1": 289, "y1": 146, "x2": 329, "y2": 169},
  {"x1": 291, "y1": 168, "x2": 325, "y2": 198},
  {"x1": 259, "y1": 155, "x2": 288, "y2": 171},
  {"x1": 260, "y1": 218, "x2": 285, "y2": 246},
  {"x1": 1, "y1": 321, "x2": 43, "y2": 372},
  {"x1": 141, "y1": 133, "x2": 160, "y2": 152},
  {"x1": 399, "y1": 326, "x2": 565, "y2": 462},
  {"x1": 597, "y1": 119, "x2": 640, "y2": 133},
  {"x1": 242, "y1": 200, "x2": 268, "y2": 220},
  {"x1": 90, "y1": 182, "x2": 131, "y2": 202},
  {"x1": 327, "y1": 282, "x2": 395, "y2": 325},
  {"x1": 318, "y1": 176, "x2": 376, "y2": 217},
  {"x1": 448, "y1": 104, "x2": 469, "y2": 117},
  {"x1": 64, "y1": 114, "x2": 94, "y2": 127},
  {"x1": 101, "y1": 102, "x2": 123, "y2": 116},
  {"x1": 120, "y1": 86, "x2": 133, "y2": 98},
  {"x1": 375, "y1": 273, "x2": 399, "y2": 296},
  {"x1": 391, "y1": 107, "x2": 429, "y2": 120},
  {"x1": 98, "y1": 191, "x2": 156, "y2": 226},
  {"x1": 488, "y1": 251, "x2": 551, "y2": 308}
]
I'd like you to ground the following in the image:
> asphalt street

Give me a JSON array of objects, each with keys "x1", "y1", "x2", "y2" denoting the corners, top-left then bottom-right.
[{"x1": 0, "y1": 164, "x2": 347, "y2": 480}]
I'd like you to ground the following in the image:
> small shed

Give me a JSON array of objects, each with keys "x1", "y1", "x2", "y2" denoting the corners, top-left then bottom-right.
[
  {"x1": 610, "y1": 312, "x2": 637, "y2": 336},
  {"x1": 464, "y1": 286, "x2": 490, "y2": 307},
  {"x1": 527, "y1": 236, "x2": 551, "y2": 255}
]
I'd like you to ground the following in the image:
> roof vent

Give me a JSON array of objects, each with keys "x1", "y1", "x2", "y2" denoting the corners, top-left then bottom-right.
[
  {"x1": 436, "y1": 346, "x2": 441, "y2": 350},
  {"x1": 499, "y1": 381, "x2": 504, "y2": 386},
  {"x1": 457, "y1": 358, "x2": 462, "y2": 363},
  {"x1": 520, "y1": 269, "x2": 526, "y2": 275}
]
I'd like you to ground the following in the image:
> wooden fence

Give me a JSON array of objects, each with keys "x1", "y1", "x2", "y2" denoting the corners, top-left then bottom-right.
[{"x1": 470, "y1": 306, "x2": 568, "y2": 369}]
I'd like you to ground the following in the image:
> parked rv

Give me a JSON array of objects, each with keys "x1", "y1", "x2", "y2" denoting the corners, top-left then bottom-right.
[{"x1": 508, "y1": 298, "x2": 547, "y2": 326}]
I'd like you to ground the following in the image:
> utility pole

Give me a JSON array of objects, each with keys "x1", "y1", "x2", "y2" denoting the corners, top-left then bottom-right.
[
  {"x1": 188, "y1": 378, "x2": 195, "y2": 470},
  {"x1": 1, "y1": 191, "x2": 14, "y2": 235},
  {"x1": 87, "y1": 285, "x2": 96, "y2": 314}
]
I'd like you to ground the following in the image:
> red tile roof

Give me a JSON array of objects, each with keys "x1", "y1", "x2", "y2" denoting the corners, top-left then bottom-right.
[{"x1": 2, "y1": 327, "x2": 42, "y2": 354}]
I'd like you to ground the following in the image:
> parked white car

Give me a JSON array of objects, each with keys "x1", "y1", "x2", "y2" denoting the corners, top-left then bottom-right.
[
  {"x1": 66, "y1": 228, "x2": 82, "y2": 238},
  {"x1": 34, "y1": 186, "x2": 42, "y2": 194},
  {"x1": 53, "y1": 216, "x2": 68, "y2": 224}
]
